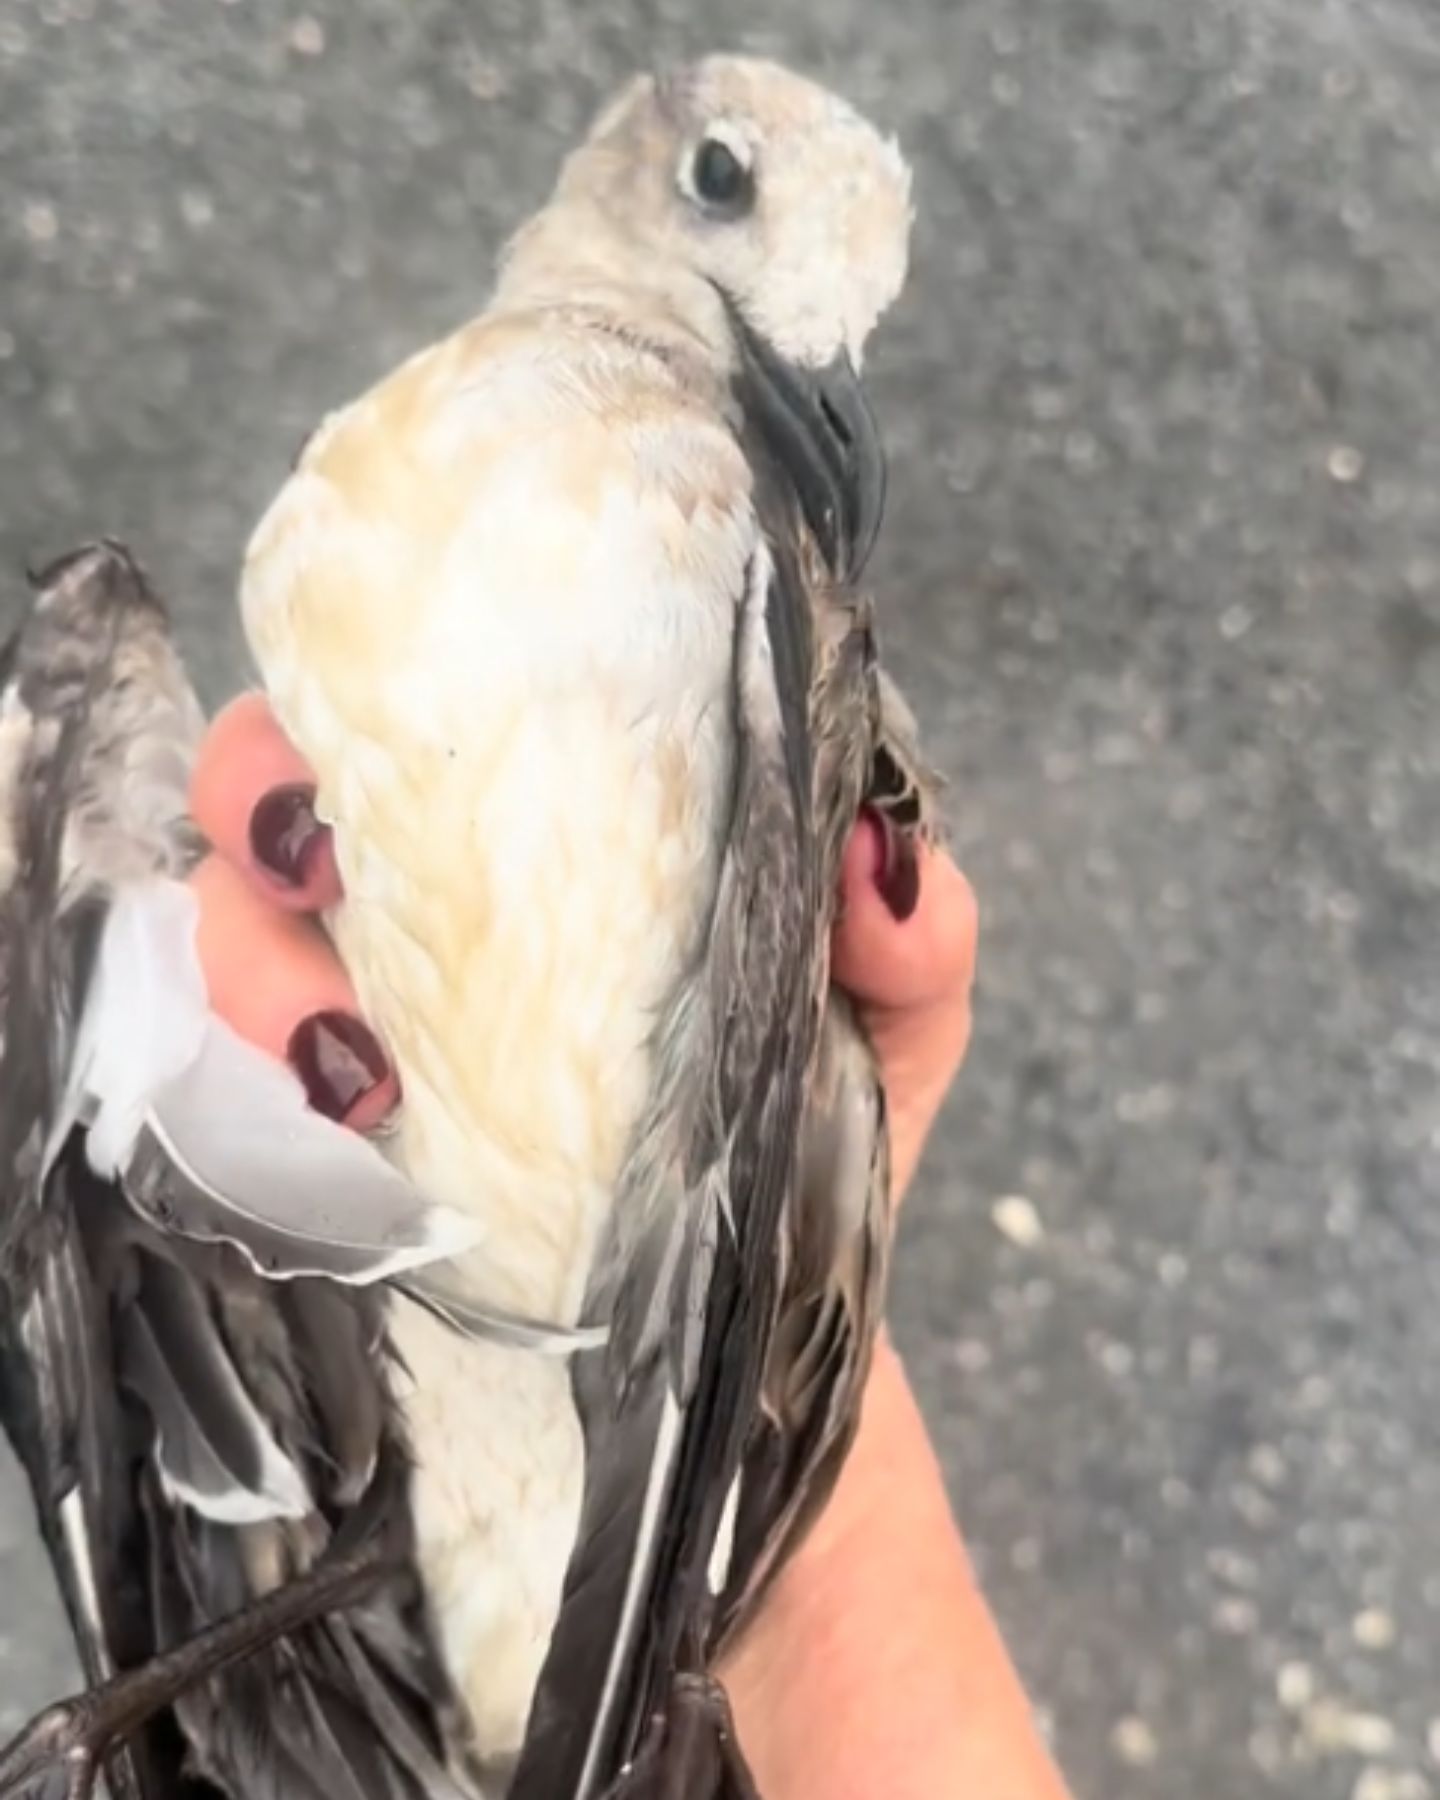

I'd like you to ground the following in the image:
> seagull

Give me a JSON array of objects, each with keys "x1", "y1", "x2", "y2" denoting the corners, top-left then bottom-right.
[{"x1": 0, "y1": 54, "x2": 936, "y2": 1800}]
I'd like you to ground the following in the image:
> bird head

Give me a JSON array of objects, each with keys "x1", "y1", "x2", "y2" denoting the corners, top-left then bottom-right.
[
  {"x1": 502, "y1": 56, "x2": 915, "y2": 573},
  {"x1": 564, "y1": 56, "x2": 913, "y2": 367}
]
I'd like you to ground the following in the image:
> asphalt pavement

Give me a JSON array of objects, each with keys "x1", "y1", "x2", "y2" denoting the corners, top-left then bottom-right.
[{"x1": 2, "y1": 3, "x2": 1439, "y2": 1795}]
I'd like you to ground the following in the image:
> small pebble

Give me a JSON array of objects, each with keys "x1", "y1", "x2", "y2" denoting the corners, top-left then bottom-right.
[
  {"x1": 22, "y1": 201, "x2": 57, "y2": 243},
  {"x1": 1353, "y1": 1771, "x2": 1431, "y2": 1800},
  {"x1": 1304, "y1": 1702, "x2": 1396, "y2": 1758},
  {"x1": 1328, "y1": 445, "x2": 1365, "y2": 483},
  {"x1": 1097, "y1": 1339, "x2": 1136, "y2": 1378},
  {"x1": 1249, "y1": 1444, "x2": 1287, "y2": 1489},
  {"x1": 1277, "y1": 1661, "x2": 1315, "y2": 1711},
  {"x1": 1212, "y1": 1595, "x2": 1258, "y2": 1635},
  {"x1": 288, "y1": 14, "x2": 324, "y2": 55},
  {"x1": 180, "y1": 189, "x2": 216, "y2": 230},
  {"x1": 951, "y1": 1338, "x2": 992, "y2": 1374},
  {"x1": 1354, "y1": 1608, "x2": 1398, "y2": 1652},
  {"x1": 991, "y1": 1195, "x2": 1045, "y2": 1248},
  {"x1": 1111, "y1": 1716, "x2": 1159, "y2": 1768},
  {"x1": 463, "y1": 56, "x2": 506, "y2": 100}
]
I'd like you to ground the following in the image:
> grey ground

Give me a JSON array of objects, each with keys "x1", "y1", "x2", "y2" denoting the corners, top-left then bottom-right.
[{"x1": 1, "y1": 1, "x2": 1438, "y2": 1794}]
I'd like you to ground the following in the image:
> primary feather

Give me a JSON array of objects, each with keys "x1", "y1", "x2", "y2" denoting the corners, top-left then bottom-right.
[{"x1": 0, "y1": 546, "x2": 469, "y2": 1800}]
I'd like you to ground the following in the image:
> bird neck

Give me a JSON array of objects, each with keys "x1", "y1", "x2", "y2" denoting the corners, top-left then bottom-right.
[{"x1": 492, "y1": 203, "x2": 731, "y2": 399}]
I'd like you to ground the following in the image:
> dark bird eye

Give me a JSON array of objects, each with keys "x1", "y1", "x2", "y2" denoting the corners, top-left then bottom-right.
[{"x1": 690, "y1": 137, "x2": 754, "y2": 215}]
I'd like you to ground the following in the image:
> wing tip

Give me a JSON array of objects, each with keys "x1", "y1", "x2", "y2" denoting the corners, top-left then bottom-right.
[{"x1": 22, "y1": 537, "x2": 168, "y2": 620}]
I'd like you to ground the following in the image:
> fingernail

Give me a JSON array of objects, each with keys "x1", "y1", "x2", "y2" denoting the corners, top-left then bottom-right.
[
  {"x1": 288, "y1": 1011, "x2": 390, "y2": 1124},
  {"x1": 249, "y1": 784, "x2": 325, "y2": 888},
  {"x1": 868, "y1": 807, "x2": 920, "y2": 923}
]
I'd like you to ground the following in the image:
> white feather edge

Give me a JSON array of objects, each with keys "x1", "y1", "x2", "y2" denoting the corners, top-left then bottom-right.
[
  {"x1": 706, "y1": 1470, "x2": 743, "y2": 1598},
  {"x1": 124, "y1": 1298, "x2": 314, "y2": 1523},
  {"x1": 134, "y1": 1020, "x2": 483, "y2": 1278},
  {"x1": 49, "y1": 876, "x2": 208, "y2": 1175},
  {"x1": 58, "y1": 1484, "x2": 112, "y2": 1675},
  {"x1": 155, "y1": 1459, "x2": 312, "y2": 1526},
  {"x1": 574, "y1": 1389, "x2": 684, "y2": 1800},
  {"x1": 42, "y1": 877, "x2": 618, "y2": 1530},
  {"x1": 64, "y1": 877, "x2": 485, "y2": 1273}
]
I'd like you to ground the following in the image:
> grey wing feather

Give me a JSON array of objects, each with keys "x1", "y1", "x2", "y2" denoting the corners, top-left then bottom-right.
[
  {"x1": 70, "y1": 879, "x2": 483, "y2": 1287},
  {"x1": 710, "y1": 631, "x2": 942, "y2": 1652},
  {"x1": 704, "y1": 605, "x2": 939, "y2": 1648},
  {"x1": 513, "y1": 486, "x2": 896, "y2": 1798},
  {"x1": 0, "y1": 544, "x2": 210, "y2": 1747},
  {"x1": 512, "y1": 312, "x2": 938, "y2": 1789},
  {"x1": 0, "y1": 544, "x2": 467, "y2": 1800},
  {"x1": 710, "y1": 995, "x2": 890, "y2": 1646},
  {"x1": 509, "y1": 534, "x2": 821, "y2": 1799},
  {"x1": 117, "y1": 1250, "x2": 313, "y2": 1523},
  {"x1": 869, "y1": 665, "x2": 944, "y2": 836}
]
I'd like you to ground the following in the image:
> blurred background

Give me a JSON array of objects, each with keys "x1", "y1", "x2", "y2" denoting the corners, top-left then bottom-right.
[{"x1": 2, "y1": 2, "x2": 1439, "y2": 1795}]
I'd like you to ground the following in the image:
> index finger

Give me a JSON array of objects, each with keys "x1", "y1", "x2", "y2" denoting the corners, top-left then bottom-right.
[
  {"x1": 189, "y1": 694, "x2": 343, "y2": 912},
  {"x1": 832, "y1": 818, "x2": 978, "y2": 1015}
]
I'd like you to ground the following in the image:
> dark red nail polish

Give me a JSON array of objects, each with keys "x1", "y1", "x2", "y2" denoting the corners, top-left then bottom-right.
[
  {"x1": 288, "y1": 1011, "x2": 389, "y2": 1124},
  {"x1": 871, "y1": 808, "x2": 920, "y2": 922},
  {"x1": 249, "y1": 784, "x2": 325, "y2": 888}
]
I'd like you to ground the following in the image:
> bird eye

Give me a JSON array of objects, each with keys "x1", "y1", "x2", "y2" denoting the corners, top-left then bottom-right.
[{"x1": 687, "y1": 135, "x2": 755, "y2": 217}]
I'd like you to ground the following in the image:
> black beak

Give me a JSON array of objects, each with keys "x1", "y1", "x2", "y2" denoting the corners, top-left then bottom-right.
[{"x1": 729, "y1": 312, "x2": 887, "y2": 582}]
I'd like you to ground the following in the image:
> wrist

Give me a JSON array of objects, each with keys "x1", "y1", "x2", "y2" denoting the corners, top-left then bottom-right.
[
  {"x1": 724, "y1": 1337, "x2": 1074, "y2": 1800},
  {"x1": 779, "y1": 1333, "x2": 934, "y2": 1583}
]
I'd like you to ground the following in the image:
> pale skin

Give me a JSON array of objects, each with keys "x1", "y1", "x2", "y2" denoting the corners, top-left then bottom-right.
[{"x1": 186, "y1": 695, "x2": 1074, "y2": 1800}]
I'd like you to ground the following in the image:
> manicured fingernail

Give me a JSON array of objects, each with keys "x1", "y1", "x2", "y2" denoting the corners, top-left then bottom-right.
[
  {"x1": 288, "y1": 1011, "x2": 390, "y2": 1124},
  {"x1": 249, "y1": 784, "x2": 325, "y2": 888},
  {"x1": 868, "y1": 807, "x2": 921, "y2": 923}
]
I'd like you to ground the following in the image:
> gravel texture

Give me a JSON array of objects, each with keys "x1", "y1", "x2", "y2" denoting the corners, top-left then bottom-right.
[{"x1": 2, "y1": 4, "x2": 1439, "y2": 1795}]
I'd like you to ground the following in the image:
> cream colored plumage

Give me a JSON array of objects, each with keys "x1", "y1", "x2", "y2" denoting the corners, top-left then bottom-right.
[
  {"x1": 239, "y1": 56, "x2": 911, "y2": 1776},
  {"x1": 244, "y1": 303, "x2": 754, "y2": 1774}
]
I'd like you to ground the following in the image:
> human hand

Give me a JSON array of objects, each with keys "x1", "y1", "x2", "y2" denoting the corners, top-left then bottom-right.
[
  {"x1": 186, "y1": 694, "x2": 978, "y2": 1196},
  {"x1": 833, "y1": 811, "x2": 976, "y2": 1200},
  {"x1": 186, "y1": 695, "x2": 1063, "y2": 1800},
  {"x1": 713, "y1": 809, "x2": 1072, "y2": 1800}
]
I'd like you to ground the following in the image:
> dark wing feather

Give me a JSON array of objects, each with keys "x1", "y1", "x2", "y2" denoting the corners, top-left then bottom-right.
[
  {"x1": 511, "y1": 305, "x2": 942, "y2": 1794},
  {"x1": 512, "y1": 329, "x2": 915, "y2": 1794},
  {"x1": 510, "y1": 536, "x2": 828, "y2": 1800},
  {"x1": 0, "y1": 545, "x2": 209, "y2": 1800},
  {"x1": 710, "y1": 995, "x2": 890, "y2": 1646},
  {"x1": 0, "y1": 545, "x2": 466, "y2": 1800},
  {"x1": 707, "y1": 461, "x2": 943, "y2": 1666},
  {"x1": 704, "y1": 557, "x2": 926, "y2": 1655}
]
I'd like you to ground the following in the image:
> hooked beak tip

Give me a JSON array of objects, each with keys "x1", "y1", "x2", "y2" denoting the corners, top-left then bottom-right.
[
  {"x1": 725, "y1": 296, "x2": 889, "y2": 582},
  {"x1": 811, "y1": 352, "x2": 887, "y2": 580}
]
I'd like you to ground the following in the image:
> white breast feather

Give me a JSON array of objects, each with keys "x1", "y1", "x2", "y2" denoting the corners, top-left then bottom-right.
[{"x1": 240, "y1": 319, "x2": 756, "y2": 1759}]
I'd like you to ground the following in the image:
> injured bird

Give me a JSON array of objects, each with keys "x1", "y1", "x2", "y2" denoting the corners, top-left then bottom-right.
[{"x1": 0, "y1": 53, "x2": 937, "y2": 1800}]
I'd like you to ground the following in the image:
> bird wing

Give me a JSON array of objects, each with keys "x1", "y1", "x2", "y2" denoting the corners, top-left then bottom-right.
[
  {"x1": 511, "y1": 356, "x2": 908, "y2": 1799},
  {"x1": 0, "y1": 545, "x2": 470, "y2": 1800},
  {"x1": 709, "y1": 625, "x2": 945, "y2": 1653}
]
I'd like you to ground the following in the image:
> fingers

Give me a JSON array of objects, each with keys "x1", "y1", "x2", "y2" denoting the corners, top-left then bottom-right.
[
  {"x1": 833, "y1": 816, "x2": 979, "y2": 1203},
  {"x1": 188, "y1": 855, "x2": 398, "y2": 1132},
  {"x1": 189, "y1": 693, "x2": 342, "y2": 911},
  {"x1": 833, "y1": 814, "x2": 978, "y2": 1015},
  {"x1": 187, "y1": 695, "x2": 975, "y2": 1183},
  {"x1": 187, "y1": 695, "x2": 398, "y2": 1132}
]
